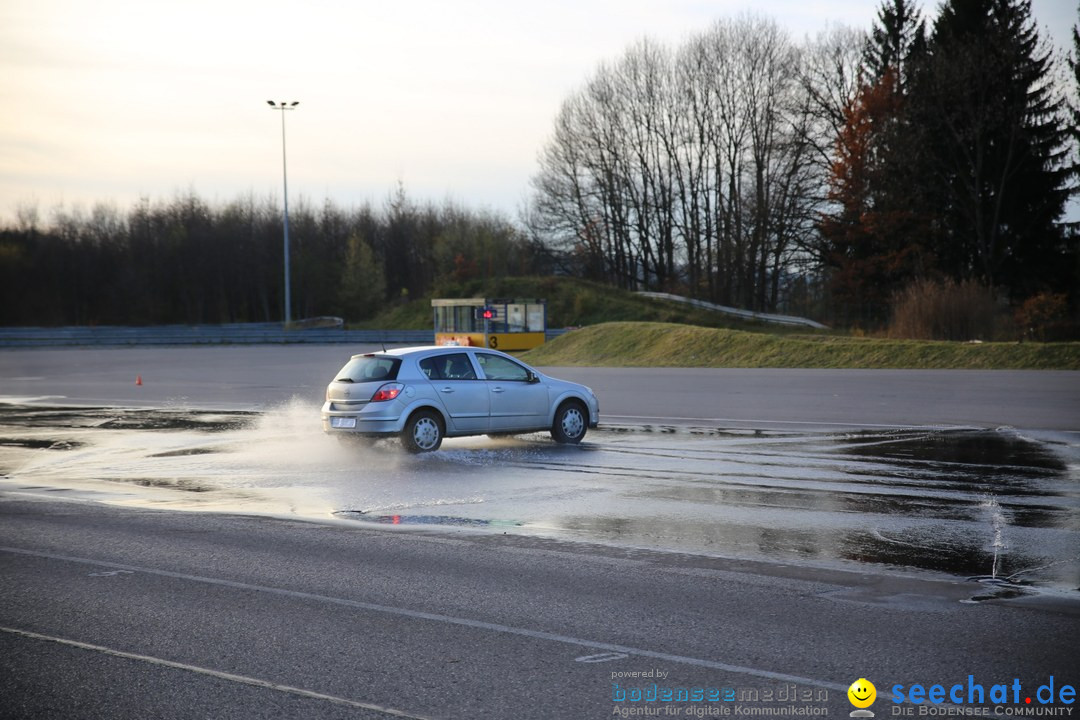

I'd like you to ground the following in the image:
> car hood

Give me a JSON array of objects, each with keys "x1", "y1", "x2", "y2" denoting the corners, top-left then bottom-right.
[{"x1": 540, "y1": 374, "x2": 593, "y2": 397}]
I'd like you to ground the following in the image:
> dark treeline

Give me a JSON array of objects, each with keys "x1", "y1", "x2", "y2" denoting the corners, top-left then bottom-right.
[
  {"x1": 528, "y1": 0, "x2": 1080, "y2": 327},
  {"x1": 0, "y1": 186, "x2": 546, "y2": 326},
  {"x1": 2, "y1": 0, "x2": 1078, "y2": 332},
  {"x1": 817, "y1": 0, "x2": 1076, "y2": 324}
]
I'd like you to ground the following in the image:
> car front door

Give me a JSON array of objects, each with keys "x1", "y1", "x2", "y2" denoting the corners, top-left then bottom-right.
[
  {"x1": 475, "y1": 353, "x2": 549, "y2": 431},
  {"x1": 419, "y1": 353, "x2": 489, "y2": 434}
]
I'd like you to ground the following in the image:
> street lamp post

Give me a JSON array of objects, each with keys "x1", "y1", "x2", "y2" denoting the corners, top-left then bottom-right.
[{"x1": 267, "y1": 100, "x2": 299, "y2": 325}]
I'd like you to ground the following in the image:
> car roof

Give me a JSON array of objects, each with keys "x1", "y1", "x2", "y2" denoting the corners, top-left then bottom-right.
[{"x1": 349, "y1": 345, "x2": 499, "y2": 360}]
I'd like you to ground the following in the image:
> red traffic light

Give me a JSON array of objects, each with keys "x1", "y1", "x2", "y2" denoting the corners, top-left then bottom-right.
[{"x1": 482, "y1": 308, "x2": 494, "y2": 319}]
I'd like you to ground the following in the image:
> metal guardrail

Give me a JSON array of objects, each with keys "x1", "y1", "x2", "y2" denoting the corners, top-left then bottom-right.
[
  {"x1": 636, "y1": 291, "x2": 829, "y2": 330},
  {"x1": 0, "y1": 325, "x2": 433, "y2": 347},
  {"x1": 0, "y1": 325, "x2": 570, "y2": 348}
]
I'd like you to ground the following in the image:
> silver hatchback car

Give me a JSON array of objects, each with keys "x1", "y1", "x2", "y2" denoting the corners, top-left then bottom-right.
[{"x1": 321, "y1": 346, "x2": 600, "y2": 452}]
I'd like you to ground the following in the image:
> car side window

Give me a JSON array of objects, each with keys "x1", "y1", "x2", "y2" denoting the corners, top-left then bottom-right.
[
  {"x1": 477, "y1": 354, "x2": 529, "y2": 382},
  {"x1": 419, "y1": 357, "x2": 441, "y2": 380},
  {"x1": 422, "y1": 353, "x2": 476, "y2": 381}
]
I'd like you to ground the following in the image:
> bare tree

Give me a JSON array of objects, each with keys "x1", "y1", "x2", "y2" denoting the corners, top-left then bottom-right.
[{"x1": 530, "y1": 15, "x2": 854, "y2": 313}]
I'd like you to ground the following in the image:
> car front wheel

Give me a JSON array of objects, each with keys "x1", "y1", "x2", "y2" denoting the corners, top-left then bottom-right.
[
  {"x1": 402, "y1": 410, "x2": 444, "y2": 453},
  {"x1": 551, "y1": 401, "x2": 587, "y2": 444}
]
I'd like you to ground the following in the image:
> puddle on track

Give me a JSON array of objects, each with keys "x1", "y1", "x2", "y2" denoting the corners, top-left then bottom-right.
[{"x1": 1, "y1": 402, "x2": 1077, "y2": 595}]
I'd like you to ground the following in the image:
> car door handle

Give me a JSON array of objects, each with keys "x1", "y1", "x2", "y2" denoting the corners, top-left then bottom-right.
[
  {"x1": 491, "y1": 387, "x2": 505, "y2": 393},
  {"x1": 440, "y1": 387, "x2": 455, "y2": 393}
]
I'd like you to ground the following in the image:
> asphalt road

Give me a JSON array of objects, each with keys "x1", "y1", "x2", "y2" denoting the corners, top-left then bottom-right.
[
  {"x1": 2, "y1": 499, "x2": 1077, "y2": 720},
  {"x1": 1, "y1": 346, "x2": 1078, "y2": 719},
  {"x1": 2, "y1": 345, "x2": 1078, "y2": 430}
]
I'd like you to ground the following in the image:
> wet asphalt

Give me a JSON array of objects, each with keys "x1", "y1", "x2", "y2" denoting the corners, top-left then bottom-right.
[
  {"x1": 0, "y1": 404, "x2": 1077, "y2": 593},
  {"x1": 0, "y1": 347, "x2": 1078, "y2": 718},
  {"x1": 2, "y1": 498, "x2": 1078, "y2": 719}
]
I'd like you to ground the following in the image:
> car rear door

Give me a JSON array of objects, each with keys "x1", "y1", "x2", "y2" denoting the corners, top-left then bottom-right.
[{"x1": 418, "y1": 352, "x2": 489, "y2": 434}]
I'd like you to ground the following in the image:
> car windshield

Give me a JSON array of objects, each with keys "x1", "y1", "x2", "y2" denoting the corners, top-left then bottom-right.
[{"x1": 334, "y1": 356, "x2": 400, "y2": 383}]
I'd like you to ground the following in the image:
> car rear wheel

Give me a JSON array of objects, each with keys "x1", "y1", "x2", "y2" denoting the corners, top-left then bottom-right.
[
  {"x1": 551, "y1": 401, "x2": 587, "y2": 444},
  {"x1": 402, "y1": 410, "x2": 444, "y2": 453}
]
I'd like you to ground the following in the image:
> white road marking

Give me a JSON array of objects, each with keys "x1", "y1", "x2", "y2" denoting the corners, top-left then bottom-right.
[
  {"x1": 0, "y1": 625, "x2": 434, "y2": 720},
  {"x1": 1, "y1": 545, "x2": 849, "y2": 693},
  {"x1": 575, "y1": 652, "x2": 630, "y2": 663},
  {"x1": 603, "y1": 414, "x2": 974, "y2": 430},
  {"x1": 88, "y1": 570, "x2": 134, "y2": 577}
]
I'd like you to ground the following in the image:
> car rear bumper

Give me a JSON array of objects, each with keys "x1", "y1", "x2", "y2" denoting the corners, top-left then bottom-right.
[{"x1": 321, "y1": 401, "x2": 403, "y2": 435}]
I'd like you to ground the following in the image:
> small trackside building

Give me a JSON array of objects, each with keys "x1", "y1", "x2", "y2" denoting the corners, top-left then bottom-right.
[{"x1": 432, "y1": 297, "x2": 546, "y2": 351}]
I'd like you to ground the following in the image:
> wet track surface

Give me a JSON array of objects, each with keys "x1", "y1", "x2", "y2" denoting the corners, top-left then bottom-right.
[{"x1": 1, "y1": 402, "x2": 1077, "y2": 599}]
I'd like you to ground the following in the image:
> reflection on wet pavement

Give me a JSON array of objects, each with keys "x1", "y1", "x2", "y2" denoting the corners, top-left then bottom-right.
[
  {"x1": 334, "y1": 512, "x2": 525, "y2": 528},
  {"x1": 1, "y1": 402, "x2": 1077, "y2": 595}
]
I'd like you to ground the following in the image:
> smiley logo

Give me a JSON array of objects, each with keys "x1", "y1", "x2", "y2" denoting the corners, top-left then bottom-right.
[{"x1": 848, "y1": 678, "x2": 877, "y2": 709}]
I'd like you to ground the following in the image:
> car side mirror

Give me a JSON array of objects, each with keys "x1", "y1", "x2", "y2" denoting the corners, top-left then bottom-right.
[{"x1": 528, "y1": 371, "x2": 540, "y2": 384}]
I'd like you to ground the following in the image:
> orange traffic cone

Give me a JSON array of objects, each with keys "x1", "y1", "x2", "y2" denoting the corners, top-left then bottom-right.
[{"x1": 135, "y1": 375, "x2": 143, "y2": 386}]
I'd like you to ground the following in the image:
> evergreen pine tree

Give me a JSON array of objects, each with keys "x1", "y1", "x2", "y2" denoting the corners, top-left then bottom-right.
[
  {"x1": 909, "y1": 0, "x2": 1073, "y2": 296},
  {"x1": 863, "y1": 0, "x2": 928, "y2": 91}
]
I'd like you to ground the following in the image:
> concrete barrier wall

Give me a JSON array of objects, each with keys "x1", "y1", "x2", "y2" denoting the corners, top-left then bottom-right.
[
  {"x1": 0, "y1": 325, "x2": 568, "y2": 348},
  {"x1": 636, "y1": 291, "x2": 829, "y2": 330}
]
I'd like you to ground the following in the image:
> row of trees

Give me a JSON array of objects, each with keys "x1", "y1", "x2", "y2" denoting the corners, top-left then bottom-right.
[
  {"x1": 528, "y1": 0, "x2": 1079, "y2": 324},
  {"x1": 0, "y1": 188, "x2": 543, "y2": 326},
  {"x1": 1, "y1": 0, "x2": 1076, "y2": 330}
]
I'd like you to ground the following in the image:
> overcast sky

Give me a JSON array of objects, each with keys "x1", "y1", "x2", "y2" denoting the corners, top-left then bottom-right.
[{"x1": 1, "y1": 0, "x2": 1074, "y2": 224}]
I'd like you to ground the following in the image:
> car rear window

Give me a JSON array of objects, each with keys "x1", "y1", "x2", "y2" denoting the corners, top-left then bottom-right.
[{"x1": 334, "y1": 355, "x2": 400, "y2": 383}]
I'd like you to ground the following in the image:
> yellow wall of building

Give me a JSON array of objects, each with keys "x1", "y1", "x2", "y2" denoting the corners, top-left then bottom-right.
[{"x1": 435, "y1": 332, "x2": 545, "y2": 351}]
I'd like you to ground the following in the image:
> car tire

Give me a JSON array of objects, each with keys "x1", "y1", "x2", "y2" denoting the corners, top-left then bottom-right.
[
  {"x1": 551, "y1": 400, "x2": 587, "y2": 444},
  {"x1": 402, "y1": 409, "x2": 444, "y2": 453}
]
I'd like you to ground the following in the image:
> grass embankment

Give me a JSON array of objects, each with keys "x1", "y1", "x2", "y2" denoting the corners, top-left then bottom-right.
[
  {"x1": 355, "y1": 276, "x2": 1078, "y2": 369},
  {"x1": 354, "y1": 276, "x2": 790, "y2": 332},
  {"x1": 521, "y1": 322, "x2": 1080, "y2": 370}
]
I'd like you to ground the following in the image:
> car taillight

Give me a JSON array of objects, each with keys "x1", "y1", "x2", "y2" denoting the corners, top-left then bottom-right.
[{"x1": 370, "y1": 383, "x2": 404, "y2": 402}]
